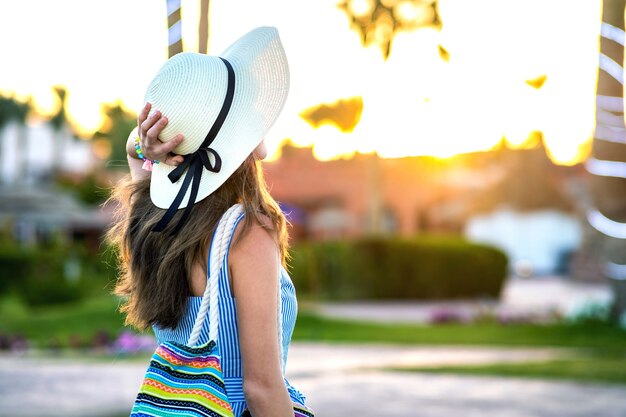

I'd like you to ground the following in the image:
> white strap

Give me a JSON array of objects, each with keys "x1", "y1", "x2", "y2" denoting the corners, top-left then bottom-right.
[
  {"x1": 187, "y1": 203, "x2": 285, "y2": 372},
  {"x1": 188, "y1": 204, "x2": 243, "y2": 347}
]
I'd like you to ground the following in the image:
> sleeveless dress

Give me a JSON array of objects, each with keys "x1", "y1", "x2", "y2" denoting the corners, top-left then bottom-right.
[{"x1": 153, "y1": 212, "x2": 309, "y2": 416}]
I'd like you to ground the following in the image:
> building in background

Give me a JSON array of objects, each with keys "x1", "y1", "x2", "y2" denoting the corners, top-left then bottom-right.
[
  {"x1": 0, "y1": 120, "x2": 96, "y2": 185},
  {"x1": 0, "y1": 119, "x2": 106, "y2": 250},
  {"x1": 264, "y1": 139, "x2": 597, "y2": 280}
]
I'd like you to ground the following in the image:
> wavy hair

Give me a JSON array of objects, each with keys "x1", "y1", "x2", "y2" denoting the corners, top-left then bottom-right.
[{"x1": 105, "y1": 155, "x2": 288, "y2": 330}]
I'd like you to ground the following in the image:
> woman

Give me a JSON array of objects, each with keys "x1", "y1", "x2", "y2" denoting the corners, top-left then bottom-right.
[{"x1": 106, "y1": 27, "x2": 312, "y2": 416}]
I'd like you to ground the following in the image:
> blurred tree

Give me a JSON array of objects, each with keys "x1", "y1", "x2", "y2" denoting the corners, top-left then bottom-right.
[
  {"x1": 166, "y1": 0, "x2": 184, "y2": 58},
  {"x1": 0, "y1": 96, "x2": 20, "y2": 131},
  {"x1": 0, "y1": 95, "x2": 32, "y2": 183},
  {"x1": 49, "y1": 86, "x2": 72, "y2": 177},
  {"x1": 337, "y1": 0, "x2": 441, "y2": 233},
  {"x1": 525, "y1": 75, "x2": 548, "y2": 90},
  {"x1": 92, "y1": 101, "x2": 137, "y2": 170},
  {"x1": 199, "y1": 0, "x2": 210, "y2": 54},
  {"x1": 470, "y1": 136, "x2": 574, "y2": 215},
  {"x1": 338, "y1": 0, "x2": 441, "y2": 59},
  {"x1": 12, "y1": 98, "x2": 31, "y2": 184},
  {"x1": 300, "y1": 97, "x2": 363, "y2": 133},
  {"x1": 56, "y1": 172, "x2": 109, "y2": 206}
]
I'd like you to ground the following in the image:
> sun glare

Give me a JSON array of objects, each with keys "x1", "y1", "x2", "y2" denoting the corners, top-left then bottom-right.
[
  {"x1": 294, "y1": 0, "x2": 602, "y2": 165},
  {"x1": 0, "y1": 0, "x2": 602, "y2": 166}
]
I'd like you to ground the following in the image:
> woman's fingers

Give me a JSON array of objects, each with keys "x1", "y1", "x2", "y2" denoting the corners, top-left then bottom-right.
[
  {"x1": 151, "y1": 134, "x2": 184, "y2": 162},
  {"x1": 163, "y1": 152, "x2": 185, "y2": 166},
  {"x1": 137, "y1": 104, "x2": 185, "y2": 165},
  {"x1": 140, "y1": 110, "x2": 163, "y2": 144},
  {"x1": 137, "y1": 102, "x2": 151, "y2": 126},
  {"x1": 144, "y1": 115, "x2": 168, "y2": 147},
  {"x1": 142, "y1": 114, "x2": 170, "y2": 160},
  {"x1": 158, "y1": 134, "x2": 184, "y2": 154},
  {"x1": 139, "y1": 105, "x2": 160, "y2": 139}
]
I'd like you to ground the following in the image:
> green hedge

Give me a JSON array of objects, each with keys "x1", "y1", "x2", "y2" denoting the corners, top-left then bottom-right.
[
  {"x1": 0, "y1": 243, "x2": 116, "y2": 306},
  {"x1": 289, "y1": 236, "x2": 508, "y2": 300}
]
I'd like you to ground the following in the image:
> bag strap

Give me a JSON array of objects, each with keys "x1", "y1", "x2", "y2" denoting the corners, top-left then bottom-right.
[
  {"x1": 187, "y1": 202, "x2": 285, "y2": 373},
  {"x1": 187, "y1": 203, "x2": 244, "y2": 347}
]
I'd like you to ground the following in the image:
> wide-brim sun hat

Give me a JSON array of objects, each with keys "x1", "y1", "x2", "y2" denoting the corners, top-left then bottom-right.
[{"x1": 144, "y1": 26, "x2": 289, "y2": 219}]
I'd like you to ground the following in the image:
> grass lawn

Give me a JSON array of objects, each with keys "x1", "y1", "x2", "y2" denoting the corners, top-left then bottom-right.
[
  {"x1": 391, "y1": 354, "x2": 626, "y2": 385},
  {"x1": 1, "y1": 294, "x2": 625, "y2": 385},
  {"x1": 3, "y1": 294, "x2": 626, "y2": 350},
  {"x1": 0, "y1": 294, "x2": 127, "y2": 348},
  {"x1": 294, "y1": 311, "x2": 626, "y2": 351},
  {"x1": 294, "y1": 311, "x2": 626, "y2": 386}
]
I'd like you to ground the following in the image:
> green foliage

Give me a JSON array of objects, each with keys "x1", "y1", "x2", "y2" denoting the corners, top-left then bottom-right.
[
  {"x1": 0, "y1": 95, "x2": 31, "y2": 129},
  {"x1": 0, "y1": 242, "x2": 116, "y2": 307},
  {"x1": 289, "y1": 236, "x2": 508, "y2": 300},
  {"x1": 0, "y1": 295, "x2": 125, "y2": 349},
  {"x1": 566, "y1": 299, "x2": 613, "y2": 326},
  {"x1": 55, "y1": 173, "x2": 111, "y2": 206},
  {"x1": 3, "y1": 294, "x2": 626, "y2": 352},
  {"x1": 0, "y1": 244, "x2": 79, "y2": 305},
  {"x1": 92, "y1": 101, "x2": 137, "y2": 170},
  {"x1": 49, "y1": 86, "x2": 68, "y2": 132},
  {"x1": 337, "y1": 0, "x2": 441, "y2": 59}
]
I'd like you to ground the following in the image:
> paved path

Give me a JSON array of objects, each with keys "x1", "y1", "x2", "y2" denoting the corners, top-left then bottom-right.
[
  {"x1": 312, "y1": 276, "x2": 614, "y2": 324},
  {"x1": 1, "y1": 277, "x2": 622, "y2": 416},
  {"x1": 1, "y1": 342, "x2": 625, "y2": 417},
  {"x1": 298, "y1": 371, "x2": 626, "y2": 417}
]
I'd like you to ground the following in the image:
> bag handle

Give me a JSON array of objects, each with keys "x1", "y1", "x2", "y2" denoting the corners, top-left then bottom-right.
[
  {"x1": 188, "y1": 203, "x2": 244, "y2": 347},
  {"x1": 187, "y1": 202, "x2": 284, "y2": 373}
]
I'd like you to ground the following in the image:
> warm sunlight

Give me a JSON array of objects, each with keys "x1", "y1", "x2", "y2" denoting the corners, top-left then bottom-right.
[
  {"x1": 270, "y1": 0, "x2": 602, "y2": 165},
  {"x1": 0, "y1": 0, "x2": 602, "y2": 165}
]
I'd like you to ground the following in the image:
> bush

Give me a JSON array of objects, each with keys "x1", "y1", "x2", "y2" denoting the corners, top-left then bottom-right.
[
  {"x1": 0, "y1": 243, "x2": 116, "y2": 306},
  {"x1": 0, "y1": 247, "x2": 32, "y2": 295},
  {"x1": 289, "y1": 236, "x2": 508, "y2": 300}
]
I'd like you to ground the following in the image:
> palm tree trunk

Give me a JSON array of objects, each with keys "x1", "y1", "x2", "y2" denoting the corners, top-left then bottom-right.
[
  {"x1": 166, "y1": 0, "x2": 184, "y2": 58},
  {"x1": 590, "y1": 0, "x2": 626, "y2": 320},
  {"x1": 199, "y1": 0, "x2": 210, "y2": 54}
]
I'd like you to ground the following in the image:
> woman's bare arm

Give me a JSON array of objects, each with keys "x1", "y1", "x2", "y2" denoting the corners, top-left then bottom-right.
[{"x1": 230, "y1": 221, "x2": 293, "y2": 417}]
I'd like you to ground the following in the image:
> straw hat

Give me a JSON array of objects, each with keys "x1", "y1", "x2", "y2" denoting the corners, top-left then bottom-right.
[{"x1": 144, "y1": 26, "x2": 289, "y2": 213}]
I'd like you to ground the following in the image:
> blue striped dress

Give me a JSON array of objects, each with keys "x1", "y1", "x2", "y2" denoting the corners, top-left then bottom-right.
[{"x1": 153, "y1": 212, "x2": 309, "y2": 416}]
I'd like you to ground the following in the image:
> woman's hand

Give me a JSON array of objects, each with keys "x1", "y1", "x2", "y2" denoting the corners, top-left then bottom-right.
[{"x1": 127, "y1": 102, "x2": 185, "y2": 166}]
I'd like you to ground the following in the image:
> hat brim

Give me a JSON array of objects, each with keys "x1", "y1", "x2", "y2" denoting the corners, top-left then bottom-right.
[{"x1": 148, "y1": 27, "x2": 289, "y2": 209}]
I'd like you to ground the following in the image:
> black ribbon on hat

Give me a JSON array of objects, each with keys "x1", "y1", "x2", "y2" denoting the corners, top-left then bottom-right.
[{"x1": 152, "y1": 57, "x2": 235, "y2": 235}]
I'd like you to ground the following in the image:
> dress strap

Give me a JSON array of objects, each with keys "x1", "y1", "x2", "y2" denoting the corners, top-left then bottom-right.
[{"x1": 225, "y1": 212, "x2": 247, "y2": 253}]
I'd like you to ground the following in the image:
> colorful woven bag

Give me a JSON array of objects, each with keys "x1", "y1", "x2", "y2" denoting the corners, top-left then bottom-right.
[
  {"x1": 130, "y1": 204, "x2": 243, "y2": 417},
  {"x1": 129, "y1": 203, "x2": 315, "y2": 417}
]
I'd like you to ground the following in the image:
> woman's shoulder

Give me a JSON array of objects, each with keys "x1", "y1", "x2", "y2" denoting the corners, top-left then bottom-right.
[
  {"x1": 228, "y1": 213, "x2": 281, "y2": 299},
  {"x1": 230, "y1": 213, "x2": 279, "y2": 263}
]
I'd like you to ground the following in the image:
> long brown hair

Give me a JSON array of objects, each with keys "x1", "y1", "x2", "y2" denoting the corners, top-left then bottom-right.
[{"x1": 105, "y1": 155, "x2": 289, "y2": 330}]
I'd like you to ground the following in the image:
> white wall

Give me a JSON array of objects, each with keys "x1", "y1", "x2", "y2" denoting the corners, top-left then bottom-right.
[
  {"x1": 0, "y1": 121, "x2": 96, "y2": 184},
  {"x1": 464, "y1": 207, "x2": 583, "y2": 276}
]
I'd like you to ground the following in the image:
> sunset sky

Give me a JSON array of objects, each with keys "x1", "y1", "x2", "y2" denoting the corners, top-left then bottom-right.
[{"x1": 0, "y1": 0, "x2": 603, "y2": 165}]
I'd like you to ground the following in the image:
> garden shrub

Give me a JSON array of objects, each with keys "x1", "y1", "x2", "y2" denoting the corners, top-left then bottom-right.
[
  {"x1": 0, "y1": 245, "x2": 32, "y2": 294},
  {"x1": 0, "y1": 243, "x2": 116, "y2": 306},
  {"x1": 289, "y1": 235, "x2": 508, "y2": 300}
]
